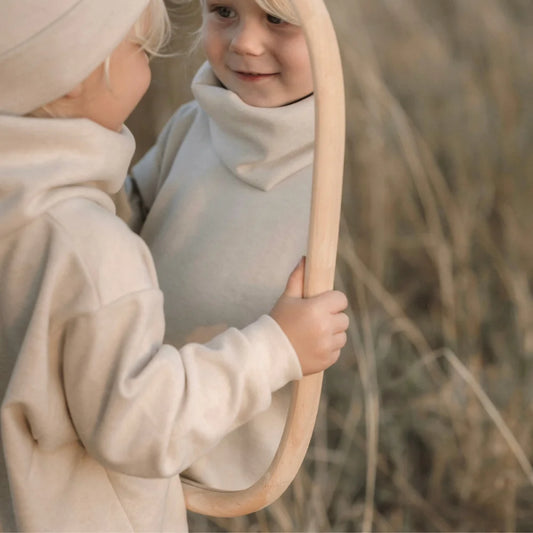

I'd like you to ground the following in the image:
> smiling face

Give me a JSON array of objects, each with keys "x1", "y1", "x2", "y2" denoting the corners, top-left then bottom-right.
[{"x1": 201, "y1": 0, "x2": 313, "y2": 108}]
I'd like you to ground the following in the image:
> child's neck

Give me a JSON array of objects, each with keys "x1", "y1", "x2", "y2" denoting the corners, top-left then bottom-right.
[{"x1": 283, "y1": 92, "x2": 314, "y2": 107}]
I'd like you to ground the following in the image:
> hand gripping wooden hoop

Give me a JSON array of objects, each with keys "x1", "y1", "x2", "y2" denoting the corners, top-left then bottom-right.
[{"x1": 183, "y1": 0, "x2": 345, "y2": 516}]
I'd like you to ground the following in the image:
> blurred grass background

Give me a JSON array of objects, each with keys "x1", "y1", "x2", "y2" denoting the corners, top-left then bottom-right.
[{"x1": 127, "y1": 0, "x2": 533, "y2": 530}]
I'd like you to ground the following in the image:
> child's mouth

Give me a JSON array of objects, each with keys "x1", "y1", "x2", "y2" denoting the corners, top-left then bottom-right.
[{"x1": 235, "y1": 71, "x2": 276, "y2": 82}]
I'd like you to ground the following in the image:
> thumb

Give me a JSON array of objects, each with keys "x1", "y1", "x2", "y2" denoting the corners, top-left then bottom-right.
[{"x1": 284, "y1": 257, "x2": 305, "y2": 298}]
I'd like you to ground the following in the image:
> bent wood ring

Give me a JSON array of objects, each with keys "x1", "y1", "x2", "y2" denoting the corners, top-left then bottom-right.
[{"x1": 183, "y1": 0, "x2": 346, "y2": 516}]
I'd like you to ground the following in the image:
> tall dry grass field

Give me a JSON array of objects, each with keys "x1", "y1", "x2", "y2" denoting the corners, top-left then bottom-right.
[{"x1": 127, "y1": 0, "x2": 533, "y2": 530}]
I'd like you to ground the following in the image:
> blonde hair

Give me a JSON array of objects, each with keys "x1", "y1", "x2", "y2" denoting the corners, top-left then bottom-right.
[
  {"x1": 254, "y1": 0, "x2": 299, "y2": 25},
  {"x1": 132, "y1": 0, "x2": 172, "y2": 56}
]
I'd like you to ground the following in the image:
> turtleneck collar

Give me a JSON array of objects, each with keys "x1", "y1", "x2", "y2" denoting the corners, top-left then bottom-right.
[
  {"x1": 0, "y1": 115, "x2": 135, "y2": 237},
  {"x1": 191, "y1": 61, "x2": 315, "y2": 192}
]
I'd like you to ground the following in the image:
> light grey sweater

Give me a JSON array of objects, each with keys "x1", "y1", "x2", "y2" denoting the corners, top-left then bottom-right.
[
  {"x1": 131, "y1": 62, "x2": 314, "y2": 490},
  {"x1": 0, "y1": 114, "x2": 302, "y2": 531}
]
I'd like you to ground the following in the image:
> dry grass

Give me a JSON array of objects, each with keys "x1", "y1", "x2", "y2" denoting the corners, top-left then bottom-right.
[{"x1": 127, "y1": 0, "x2": 533, "y2": 530}]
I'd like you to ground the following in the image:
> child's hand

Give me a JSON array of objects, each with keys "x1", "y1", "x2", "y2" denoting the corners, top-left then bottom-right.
[{"x1": 270, "y1": 258, "x2": 349, "y2": 376}]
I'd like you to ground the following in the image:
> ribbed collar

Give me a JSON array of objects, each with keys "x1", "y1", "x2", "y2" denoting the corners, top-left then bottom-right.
[
  {"x1": 192, "y1": 61, "x2": 314, "y2": 191},
  {"x1": 0, "y1": 115, "x2": 135, "y2": 236}
]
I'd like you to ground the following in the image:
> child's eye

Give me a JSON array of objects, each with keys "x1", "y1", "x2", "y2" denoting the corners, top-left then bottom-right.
[
  {"x1": 213, "y1": 5, "x2": 236, "y2": 19},
  {"x1": 266, "y1": 14, "x2": 285, "y2": 25}
]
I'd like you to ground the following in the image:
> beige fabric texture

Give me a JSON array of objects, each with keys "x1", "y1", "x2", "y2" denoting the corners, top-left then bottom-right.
[
  {"x1": 0, "y1": 0, "x2": 149, "y2": 115},
  {"x1": 131, "y1": 62, "x2": 314, "y2": 490},
  {"x1": 0, "y1": 115, "x2": 302, "y2": 531}
]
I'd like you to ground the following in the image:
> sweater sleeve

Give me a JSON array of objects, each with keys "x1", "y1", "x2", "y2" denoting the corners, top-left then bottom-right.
[{"x1": 62, "y1": 289, "x2": 302, "y2": 478}]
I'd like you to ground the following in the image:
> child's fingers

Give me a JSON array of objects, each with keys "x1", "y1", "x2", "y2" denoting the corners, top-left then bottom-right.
[
  {"x1": 330, "y1": 290, "x2": 348, "y2": 311},
  {"x1": 323, "y1": 334, "x2": 346, "y2": 368},
  {"x1": 332, "y1": 331, "x2": 347, "y2": 351},
  {"x1": 329, "y1": 347, "x2": 342, "y2": 366},
  {"x1": 312, "y1": 290, "x2": 348, "y2": 312},
  {"x1": 283, "y1": 257, "x2": 305, "y2": 298},
  {"x1": 332, "y1": 312, "x2": 350, "y2": 334}
]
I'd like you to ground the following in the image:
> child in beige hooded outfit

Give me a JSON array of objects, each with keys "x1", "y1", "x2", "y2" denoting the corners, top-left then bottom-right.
[{"x1": 0, "y1": 0, "x2": 348, "y2": 531}]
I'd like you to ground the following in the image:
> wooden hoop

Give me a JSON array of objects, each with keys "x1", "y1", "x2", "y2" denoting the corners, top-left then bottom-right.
[{"x1": 183, "y1": 0, "x2": 345, "y2": 516}]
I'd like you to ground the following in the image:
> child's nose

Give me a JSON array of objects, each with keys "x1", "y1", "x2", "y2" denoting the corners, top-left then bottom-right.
[{"x1": 229, "y1": 21, "x2": 265, "y2": 56}]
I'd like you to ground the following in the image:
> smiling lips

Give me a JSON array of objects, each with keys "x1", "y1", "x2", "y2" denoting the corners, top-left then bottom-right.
[{"x1": 234, "y1": 70, "x2": 277, "y2": 81}]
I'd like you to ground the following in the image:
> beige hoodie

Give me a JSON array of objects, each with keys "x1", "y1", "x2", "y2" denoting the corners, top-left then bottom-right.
[{"x1": 0, "y1": 115, "x2": 302, "y2": 531}]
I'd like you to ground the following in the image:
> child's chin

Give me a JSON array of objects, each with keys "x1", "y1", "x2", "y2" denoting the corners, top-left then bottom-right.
[{"x1": 238, "y1": 93, "x2": 291, "y2": 109}]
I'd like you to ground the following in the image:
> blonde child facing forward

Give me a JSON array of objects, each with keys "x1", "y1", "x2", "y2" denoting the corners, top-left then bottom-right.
[
  {"x1": 128, "y1": 0, "x2": 324, "y2": 490},
  {"x1": 0, "y1": 0, "x2": 348, "y2": 531}
]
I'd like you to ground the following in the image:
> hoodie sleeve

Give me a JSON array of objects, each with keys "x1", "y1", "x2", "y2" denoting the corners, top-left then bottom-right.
[
  {"x1": 63, "y1": 294, "x2": 301, "y2": 478},
  {"x1": 57, "y1": 203, "x2": 302, "y2": 478}
]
